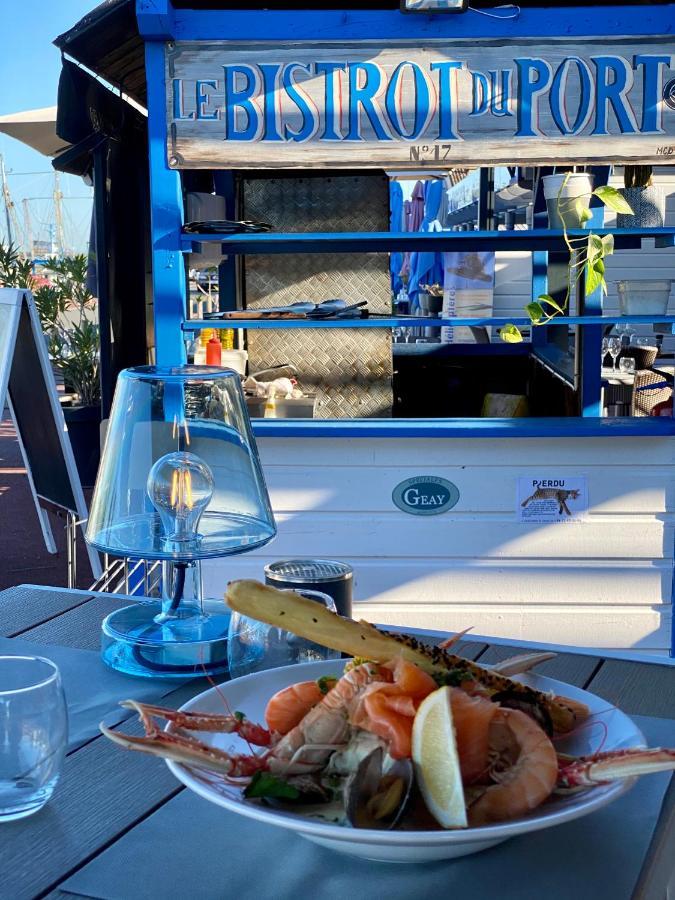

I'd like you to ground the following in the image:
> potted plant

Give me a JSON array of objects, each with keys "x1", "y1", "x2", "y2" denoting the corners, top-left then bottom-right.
[
  {"x1": 501, "y1": 175, "x2": 633, "y2": 343},
  {"x1": 542, "y1": 171, "x2": 595, "y2": 229},
  {"x1": 0, "y1": 243, "x2": 101, "y2": 486},
  {"x1": 617, "y1": 166, "x2": 665, "y2": 228}
]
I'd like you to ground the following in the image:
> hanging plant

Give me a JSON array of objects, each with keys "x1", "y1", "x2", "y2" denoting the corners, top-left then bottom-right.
[{"x1": 500, "y1": 174, "x2": 633, "y2": 343}]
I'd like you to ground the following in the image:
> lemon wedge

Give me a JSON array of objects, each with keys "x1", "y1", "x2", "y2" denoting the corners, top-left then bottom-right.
[{"x1": 412, "y1": 686, "x2": 467, "y2": 829}]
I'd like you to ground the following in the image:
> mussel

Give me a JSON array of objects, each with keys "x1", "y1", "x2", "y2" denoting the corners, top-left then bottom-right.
[{"x1": 344, "y1": 748, "x2": 414, "y2": 830}]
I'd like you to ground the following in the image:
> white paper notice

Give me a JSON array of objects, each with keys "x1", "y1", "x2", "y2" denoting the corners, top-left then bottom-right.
[{"x1": 517, "y1": 476, "x2": 588, "y2": 523}]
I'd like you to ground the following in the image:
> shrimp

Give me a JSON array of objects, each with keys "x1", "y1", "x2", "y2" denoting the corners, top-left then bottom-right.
[
  {"x1": 466, "y1": 708, "x2": 558, "y2": 826},
  {"x1": 272, "y1": 663, "x2": 392, "y2": 771},
  {"x1": 265, "y1": 678, "x2": 337, "y2": 735}
]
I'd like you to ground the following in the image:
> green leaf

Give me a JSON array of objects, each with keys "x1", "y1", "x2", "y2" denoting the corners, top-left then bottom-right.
[
  {"x1": 575, "y1": 198, "x2": 592, "y2": 224},
  {"x1": 244, "y1": 772, "x2": 301, "y2": 801},
  {"x1": 538, "y1": 294, "x2": 565, "y2": 315},
  {"x1": 500, "y1": 324, "x2": 523, "y2": 343},
  {"x1": 585, "y1": 259, "x2": 605, "y2": 296},
  {"x1": 587, "y1": 233, "x2": 603, "y2": 262},
  {"x1": 526, "y1": 301, "x2": 544, "y2": 323},
  {"x1": 601, "y1": 233, "x2": 615, "y2": 256},
  {"x1": 593, "y1": 185, "x2": 633, "y2": 215}
]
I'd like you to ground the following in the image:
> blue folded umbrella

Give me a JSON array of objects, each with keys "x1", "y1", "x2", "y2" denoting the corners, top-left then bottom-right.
[{"x1": 408, "y1": 179, "x2": 446, "y2": 310}]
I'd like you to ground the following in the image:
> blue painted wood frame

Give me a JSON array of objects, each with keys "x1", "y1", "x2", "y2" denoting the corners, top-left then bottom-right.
[
  {"x1": 143, "y1": 20, "x2": 186, "y2": 366},
  {"x1": 135, "y1": 5, "x2": 675, "y2": 42}
]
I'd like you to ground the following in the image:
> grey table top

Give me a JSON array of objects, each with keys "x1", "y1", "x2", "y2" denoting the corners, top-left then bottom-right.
[{"x1": 0, "y1": 583, "x2": 674, "y2": 899}]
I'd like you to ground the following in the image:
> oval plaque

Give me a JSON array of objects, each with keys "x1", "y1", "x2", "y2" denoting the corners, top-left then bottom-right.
[{"x1": 392, "y1": 476, "x2": 460, "y2": 517}]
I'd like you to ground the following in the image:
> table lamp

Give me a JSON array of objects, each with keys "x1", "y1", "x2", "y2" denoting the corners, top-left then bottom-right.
[{"x1": 86, "y1": 366, "x2": 276, "y2": 678}]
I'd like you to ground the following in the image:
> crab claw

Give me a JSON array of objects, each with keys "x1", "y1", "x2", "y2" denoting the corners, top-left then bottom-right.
[{"x1": 557, "y1": 747, "x2": 675, "y2": 791}]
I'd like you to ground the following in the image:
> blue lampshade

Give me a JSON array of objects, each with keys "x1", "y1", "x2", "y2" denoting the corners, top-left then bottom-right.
[{"x1": 86, "y1": 366, "x2": 276, "y2": 560}]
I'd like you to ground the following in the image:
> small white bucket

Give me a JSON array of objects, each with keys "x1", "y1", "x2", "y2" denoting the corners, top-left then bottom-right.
[
  {"x1": 220, "y1": 350, "x2": 248, "y2": 376},
  {"x1": 616, "y1": 280, "x2": 672, "y2": 316},
  {"x1": 542, "y1": 173, "x2": 594, "y2": 229}
]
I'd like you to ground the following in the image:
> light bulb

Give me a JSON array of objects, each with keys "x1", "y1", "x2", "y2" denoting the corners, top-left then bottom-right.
[{"x1": 146, "y1": 451, "x2": 215, "y2": 549}]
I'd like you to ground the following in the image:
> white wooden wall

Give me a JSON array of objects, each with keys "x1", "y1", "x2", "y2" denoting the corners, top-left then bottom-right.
[{"x1": 205, "y1": 436, "x2": 674, "y2": 652}]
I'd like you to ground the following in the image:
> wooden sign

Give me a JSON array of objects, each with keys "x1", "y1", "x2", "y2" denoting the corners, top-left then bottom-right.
[{"x1": 166, "y1": 39, "x2": 675, "y2": 169}]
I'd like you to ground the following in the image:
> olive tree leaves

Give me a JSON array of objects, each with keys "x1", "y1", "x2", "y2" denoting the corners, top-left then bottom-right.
[{"x1": 499, "y1": 180, "x2": 633, "y2": 343}]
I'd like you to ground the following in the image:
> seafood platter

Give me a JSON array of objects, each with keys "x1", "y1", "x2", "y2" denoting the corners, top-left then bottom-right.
[{"x1": 103, "y1": 581, "x2": 675, "y2": 863}]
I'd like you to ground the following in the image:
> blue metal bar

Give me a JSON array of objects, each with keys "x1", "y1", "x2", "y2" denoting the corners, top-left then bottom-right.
[
  {"x1": 580, "y1": 167, "x2": 611, "y2": 417},
  {"x1": 530, "y1": 250, "x2": 549, "y2": 352},
  {"x1": 165, "y1": 6, "x2": 675, "y2": 42},
  {"x1": 181, "y1": 228, "x2": 675, "y2": 255},
  {"x1": 251, "y1": 416, "x2": 675, "y2": 439},
  {"x1": 183, "y1": 315, "x2": 675, "y2": 331},
  {"x1": 144, "y1": 39, "x2": 186, "y2": 366}
]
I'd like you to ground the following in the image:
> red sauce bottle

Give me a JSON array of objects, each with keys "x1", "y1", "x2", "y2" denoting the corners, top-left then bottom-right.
[{"x1": 206, "y1": 333, "x2": 222, "y2": 366}]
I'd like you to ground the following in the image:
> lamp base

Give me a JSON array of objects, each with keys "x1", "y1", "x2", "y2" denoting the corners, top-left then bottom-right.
[{"x1": 101, "y1": 602, "x2": 230, "y2": 679}]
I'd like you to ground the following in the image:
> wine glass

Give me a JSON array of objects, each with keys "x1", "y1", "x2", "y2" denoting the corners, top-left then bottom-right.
[
  {"x1": 601, "y1": 337, "x2": 609, "y2": 369},
  {"x1": 607, "y1": 336, "x2": 622, "y2": 372}
]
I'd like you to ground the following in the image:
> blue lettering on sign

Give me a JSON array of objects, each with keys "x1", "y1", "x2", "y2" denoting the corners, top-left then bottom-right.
[
  {"x1": 591, "y1": 55, "x2": 638, "y2": 136},
  {"x1": 470, "y1": 71, "x2": 489, "y2": 116},
  {"x1": 550, "y1": 58, "x2": 593, "y2": 135},
  {"x1": 180, "y1": 50, "x2": 673, "y2": 148},
  {"x1": 282, "y1": 63, "x2": 318, "y2": 142},
  {"x1": 515, "y1": 57, "x2": 552, "y2": 137},
  {"x1": 223, "y1": 64, "x2": 261, "y2": 141},
  {"x1": 392, "y1": 477, "x2": 460, "y2": 517}
]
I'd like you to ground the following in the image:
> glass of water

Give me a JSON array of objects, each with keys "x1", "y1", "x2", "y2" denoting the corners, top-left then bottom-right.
[
  {"x1": 228, "y1": 589, "x2": 341, "y2": 679},
  {"x1": 0, "y1": 656, "x2": 67, "y2": 822}
]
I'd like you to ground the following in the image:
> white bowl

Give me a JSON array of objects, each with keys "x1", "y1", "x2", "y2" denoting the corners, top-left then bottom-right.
[{"x1": 166, "y1": 660, "x2": 643, "y2": 863}]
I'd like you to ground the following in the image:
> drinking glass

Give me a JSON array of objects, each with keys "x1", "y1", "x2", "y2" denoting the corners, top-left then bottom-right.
[
  {"x1": 619, "y1": 357, "x2": 636, "y2": 375},
  {"x1": 0, "y1": 656, "x2": 67, "y2": 822},
  {"x1": 227, "y1": 589, "x2": 341, "y2": 679},
  {"x1": 607, "y1": 336, "x2": 622, "y2": 372}
]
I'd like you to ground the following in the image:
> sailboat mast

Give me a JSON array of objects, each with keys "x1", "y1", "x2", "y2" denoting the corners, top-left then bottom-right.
[
  {"x1": 22, "y1": 198, "x2": 33, "y2": 257},
  {"x1": 53, "y1": 171, "x2": 65, "y2": 256},
  {"x1": 0, "y1": 154, "x2": 13, "y2": 245}
]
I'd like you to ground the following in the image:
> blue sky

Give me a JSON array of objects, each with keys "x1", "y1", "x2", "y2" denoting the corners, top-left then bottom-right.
[{"x1": 0, "y1": 0, "x2": 99, "y2": 253}]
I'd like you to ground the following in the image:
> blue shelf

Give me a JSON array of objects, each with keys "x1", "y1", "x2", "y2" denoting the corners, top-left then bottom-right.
[
  {"x1": 251, "y1": 416, "x2": 675, "y2": 439},
  {"x1": 181, "y1": 227, "x2": 675, "y2": 255},
  {"x1": 183, "y1": 315, "x2": 675, "y2": 331}
]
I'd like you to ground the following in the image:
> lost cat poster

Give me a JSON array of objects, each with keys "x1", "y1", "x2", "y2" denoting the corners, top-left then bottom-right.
[{"x1": 517, "y1": 476, "x2": 588, "y2": 523}]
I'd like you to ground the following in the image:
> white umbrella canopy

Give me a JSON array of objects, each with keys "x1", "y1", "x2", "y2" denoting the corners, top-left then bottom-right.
[{"x1": 0, "y1": 106, "x2": 69, "y2": 157}]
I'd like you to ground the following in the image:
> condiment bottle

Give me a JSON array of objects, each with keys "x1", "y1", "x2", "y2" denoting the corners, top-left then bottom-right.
[{"x1": 206, "y1": 332, "x2": 222, "y2": 365}]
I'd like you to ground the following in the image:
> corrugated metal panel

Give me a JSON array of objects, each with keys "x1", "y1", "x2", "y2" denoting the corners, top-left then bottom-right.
[{"x1": 242, "y1": 174, "x2": 394, "y2": 419}]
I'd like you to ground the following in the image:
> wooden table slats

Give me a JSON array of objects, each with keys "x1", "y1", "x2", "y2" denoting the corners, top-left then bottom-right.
[{"x1": 0, "y1": 585, "x2": 673, "y2": 900}]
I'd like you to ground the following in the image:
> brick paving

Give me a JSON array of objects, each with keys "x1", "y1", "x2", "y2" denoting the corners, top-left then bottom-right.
[{"x1": 0, "y1": 411, "x2": 94, "y2": 591}]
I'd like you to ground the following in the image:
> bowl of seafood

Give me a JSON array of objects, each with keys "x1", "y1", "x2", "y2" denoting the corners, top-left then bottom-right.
[{"x1": 103, "y1": 581, "x2": 675, "y2": 864}]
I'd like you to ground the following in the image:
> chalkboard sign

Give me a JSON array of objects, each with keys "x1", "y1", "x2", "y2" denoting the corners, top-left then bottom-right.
[{"x1": 0, "y1": 288, "x2": 101, "y2": 576}]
